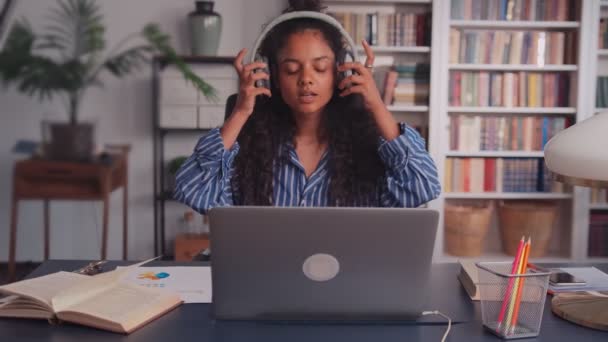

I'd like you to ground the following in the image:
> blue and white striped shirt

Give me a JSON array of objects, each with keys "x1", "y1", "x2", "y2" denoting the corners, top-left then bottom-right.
[{"x1": 174, "y1": 123, "x2": 440, "y2": 213}]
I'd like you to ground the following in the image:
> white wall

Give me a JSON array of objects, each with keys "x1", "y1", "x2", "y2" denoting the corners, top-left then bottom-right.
[{"x1": 0, "y1": 0, "x2": 284, "y2": 262}]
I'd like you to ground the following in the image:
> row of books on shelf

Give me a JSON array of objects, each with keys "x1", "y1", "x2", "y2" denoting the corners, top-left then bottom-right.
[
  {"x1": 329, "y1": 12, "x2": 431, "y2": 47},
  {"x1": 450, "y1": 114, "x2": 572, "y2": 152},
  {"x1": 449, "y1": 30, "x2": 576, "y2": 65},
  {"x1": 596, "y1": 76, "x2": 608, "y2": 108},
  {"x1": 450, "y1": 0, "x2": 578, "y2": 21},
  {"x1": 381, "y1": 64, "x2": 430, "y2": 106},
  {"x1": 588, "y1": 210, "x2": 608, "y2": 257},
  {"x1": 449, "y1": 71, "x2": 572, "y2": 107},
  {"x1": 599, "y1": 18, "x2": 608, "y2": 49},
  {"x1": 591, "y1": 188, "x2": 608, "y2": 205},
  {"x1": 444, "y1": 157, "x2": 566, "y2": 193},
  {"x1": 449, "y1": 115, "x2": 569, "y2": 152}
]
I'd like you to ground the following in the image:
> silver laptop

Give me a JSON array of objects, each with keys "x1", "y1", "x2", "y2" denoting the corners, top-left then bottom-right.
[{"x1": 208, "y1": 206, "x2": 439, "y2": 321}]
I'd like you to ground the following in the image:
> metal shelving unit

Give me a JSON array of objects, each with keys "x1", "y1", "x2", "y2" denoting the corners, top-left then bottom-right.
[{"x1": 152, "y1": 55, "x2": 234, "y2": 256}]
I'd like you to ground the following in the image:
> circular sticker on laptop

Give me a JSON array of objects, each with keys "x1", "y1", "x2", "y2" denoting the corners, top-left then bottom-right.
[{"x1": 302, "y1": 253, "x2": 340, "y2": 282}]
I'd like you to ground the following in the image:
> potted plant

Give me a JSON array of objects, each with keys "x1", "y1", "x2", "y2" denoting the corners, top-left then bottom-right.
[
  {"x1": 167, "y1": 156, "x2": 189, "y2": 193},
  {"x1": 0, "y1": 0, "x2": 216, "y2": 161}
]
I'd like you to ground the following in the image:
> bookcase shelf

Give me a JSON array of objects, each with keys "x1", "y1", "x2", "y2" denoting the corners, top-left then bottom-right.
[
  {"x1": 446, "y1": 151, "x2": 545, "y2": 158},
  {"x1": 327, "y1": 0, "x2": 431, "y2": 3},
  {"x1": 359, "y1": 46, "x2": 431, "y2": 53},
  {"x1": 429, "y1": 0, "x2": 597, "y2": 263},
  {"x1": 387, "y1": 105, "x2": 429, "y2": 112},
  {"x1": 444, "y1": 193, "x2": 573, "y2": 200},
  {"x1": 590, "y1": 203, "x2": 608, "y2": 210},
  {"x1": 447, "y1": 106, "x2": 577, "y2": 114},
  {"x1": 449, "y1": 64, "x2": 578, "y2": 72},
  {"x1": 450, "y1": 20, "x2": 580, "y2": 30},
  {"x1": 288, "y1": 0, "x2": 608, "y2": 262}
]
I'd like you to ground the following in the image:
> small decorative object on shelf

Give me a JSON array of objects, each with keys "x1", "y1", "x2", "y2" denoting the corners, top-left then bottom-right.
[{"x1": 189, "y1": 1, "x2": 222, "y2": 56}]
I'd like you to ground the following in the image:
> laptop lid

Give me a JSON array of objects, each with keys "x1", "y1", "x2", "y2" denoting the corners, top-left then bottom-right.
[{"x1": 209, "y1": 206, "x2": 439, "y2": 321}]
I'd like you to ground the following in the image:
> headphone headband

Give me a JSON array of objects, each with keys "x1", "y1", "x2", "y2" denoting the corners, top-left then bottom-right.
[{"x1": 248, "y1": 11, "x2": 359, "y2": 64}]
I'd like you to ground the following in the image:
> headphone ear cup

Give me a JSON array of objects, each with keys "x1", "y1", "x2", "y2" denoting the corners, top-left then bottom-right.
[
  {"x1": 335, "y1": 49, "x2": 352, "y2": 88},
  {"x1": 253, "y1": 53, "x2": 271, "y2": 89},
  {"x1": 336, "y1": 50, "x2": 348, "y2": 85}
]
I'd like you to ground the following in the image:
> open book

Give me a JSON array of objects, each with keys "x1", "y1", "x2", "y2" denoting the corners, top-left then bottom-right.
[{"x1": 0, "y1": 259, "x2": 182, "y2": 334}]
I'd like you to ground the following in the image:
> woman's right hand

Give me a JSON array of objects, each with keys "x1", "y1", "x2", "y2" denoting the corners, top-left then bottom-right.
[{"x1": 232, "y1": 48, "x2": 272, "y2": 117}]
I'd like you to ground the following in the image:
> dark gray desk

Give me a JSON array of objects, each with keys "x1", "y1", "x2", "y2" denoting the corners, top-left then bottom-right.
[{"x1": 0, "y1": 261, "x2": 606, "y2": 341}]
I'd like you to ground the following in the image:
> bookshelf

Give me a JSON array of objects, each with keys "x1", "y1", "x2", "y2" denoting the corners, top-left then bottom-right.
[
  {"x1": 445, "y1": 151, "x2": 545, "y2": 158},
  {"x1": 431, "y1": 0, "x2": 594, "y2": 263},
  {"x1": 387, "y1": 105, "x2": 429, "y2": 112},
  {"x1": 328, "y1": 0, "x2": 431, "y2": 3},
  {"x1": 450, "y1": 20, "x2": 580, "y2": 29},
  {"x1": 147, "y1": 1, "x2": 607, "y2": 262},
  {"x1": 358, "y1": 46, "x2": 431, "y2": 53},
  {"x1": 448, "y1": 64, "x2": 578, "y2": 71},
  {"x1": 326, "y1": 0, "x2": 436, "y2": 139},
  {"x1": 443, "y1": 193, "x2": 573, "y2": 200},
  {"x1": 586, "y1": 0, "x2": 608, "y2": 258},
  {"x1": 446, "y1": 107, "x2": 577, "y2": 114},
  {"x1": 591, "y1": 203, "x2": 608, "y2": 210}
]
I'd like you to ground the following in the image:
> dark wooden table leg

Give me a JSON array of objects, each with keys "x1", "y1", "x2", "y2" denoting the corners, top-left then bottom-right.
[
  {"x1": 123, "y1": 163, "x2": 128, "y2": 260},
  {"x1": 101, "y1": 192, "x2": 109, "y2": 260},
  {"x1": 43, "y1": 200, "x2": 50, "y2": 260},
  {"x1": 8, "y1": 188, "x2": 18, "y2": 283}
]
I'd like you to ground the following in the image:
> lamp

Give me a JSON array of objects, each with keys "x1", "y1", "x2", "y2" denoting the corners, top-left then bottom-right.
[
  {"x1": 544, "y1": 112, "x2": 608, "y2": 187},
  {"x1": 544, "y1": 112, "x2": 608, "y2": 332}
]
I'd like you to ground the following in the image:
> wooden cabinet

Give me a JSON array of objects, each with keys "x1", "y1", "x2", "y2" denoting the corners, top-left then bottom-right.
[{"x1": 174, "y1": 233, "x2": 210, "y2": 261}]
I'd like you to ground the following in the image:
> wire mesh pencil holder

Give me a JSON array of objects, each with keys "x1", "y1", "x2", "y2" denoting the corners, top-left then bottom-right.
[{"x1": 476, "y1": 262, "x2": 551, "y2": 339}]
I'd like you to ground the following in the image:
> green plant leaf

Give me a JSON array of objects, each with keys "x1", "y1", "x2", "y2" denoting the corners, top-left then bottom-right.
[
  {"x1": 0, "y1": 19, "x2": 36, "y2": 86},
  {"x1": 0, "y1": 0, "x2": 219, "y2": 123},
  {"x1": 104, "y1": 45, "x2": 154, "y2": 77},
  {"x1": 47, "y1": 0, "x2": 105, "y2": 59},
  {"x1": 142, "y1": 23, "x2": 218, "y2": 102},
  {"x1": 168, "y1": 156, "x2": 189, "y2": 175}
]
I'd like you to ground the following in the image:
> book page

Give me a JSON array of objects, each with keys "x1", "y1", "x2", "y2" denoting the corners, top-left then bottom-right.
[
  {"x1": 57, "y1": 282, "x2": 181, "y2": 330},
  {"x1": 0, "y1": 296, "x2": 53, "y2": 319},
  {"x1": 0, "y1": 272, "x2": 88, "y2": 309},
  {"x1": 52, "y1": 257, "x2": 162, "y2": 312}
]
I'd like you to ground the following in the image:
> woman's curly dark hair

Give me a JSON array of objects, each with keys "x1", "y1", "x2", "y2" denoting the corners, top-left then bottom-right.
[{"x1": 232, "y1": 0, "x2": 385, "y2": 206}]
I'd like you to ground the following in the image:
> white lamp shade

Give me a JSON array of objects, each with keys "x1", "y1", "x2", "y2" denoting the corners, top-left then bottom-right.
[{"x1": 544, "y1": 113, "x2": 608, "y2": 186}]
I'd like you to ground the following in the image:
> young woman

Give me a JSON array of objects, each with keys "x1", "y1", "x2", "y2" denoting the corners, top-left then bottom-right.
[{"x1": 174, "y1": 0, "x2": 440, "y2": 213}]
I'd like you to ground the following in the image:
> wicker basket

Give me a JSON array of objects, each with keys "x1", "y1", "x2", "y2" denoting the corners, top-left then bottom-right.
[
  {"x1": 498, "y1": 201, "x2": 558, "y2": 257},
  {"x1": 444, "y1": 201, "x2": 493, "y2": 257}
]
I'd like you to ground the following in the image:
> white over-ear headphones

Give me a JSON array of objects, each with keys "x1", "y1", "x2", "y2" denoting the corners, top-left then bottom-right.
[{"x1": 248, "y1": 11, "x2": 360, "y2": 89}]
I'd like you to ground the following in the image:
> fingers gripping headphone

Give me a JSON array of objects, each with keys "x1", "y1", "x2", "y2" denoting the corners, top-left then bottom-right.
[{"x1": 248, "y1": 11, "x2": 360, "y2": 89}]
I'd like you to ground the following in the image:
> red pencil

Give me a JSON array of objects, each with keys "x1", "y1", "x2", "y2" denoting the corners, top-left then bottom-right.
[
  {"x1": 496, "y1": 236, "x2": 525, "y2": 331},
  {"x1": 509, "y1": 238, "x2": 532, "y2": 334}
]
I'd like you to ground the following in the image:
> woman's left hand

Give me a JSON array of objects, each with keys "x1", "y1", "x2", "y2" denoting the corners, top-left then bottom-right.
[{"x1": 337, "y1": 40, "x2": 385, "y2": 113}]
